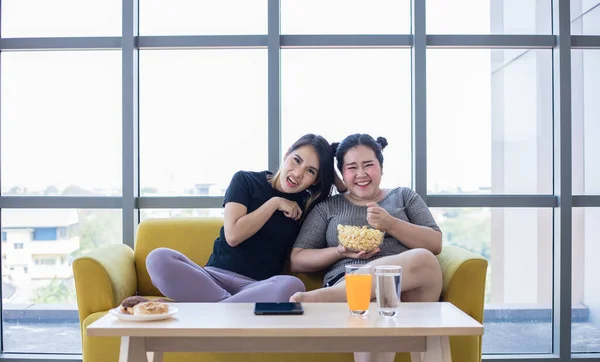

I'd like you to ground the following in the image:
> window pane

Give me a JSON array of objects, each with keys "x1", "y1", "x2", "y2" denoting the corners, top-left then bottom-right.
[
  {"x1": 1, "y1": 51, "x2": 122, "y2": 196},
  {"x1": 573, "y1": 50, "x2": 600, "y2": 195},
  {"x1": 572, "y1": 207, "x2": 600, "y2": 353},
  {"x1": 427, "y1": 0, "x2": 551, "y2": 34},
  {"x1": 427, "y1": 49, "x2": 552, "y2": 194},
  {"x1": 572, "y1": 0, "x2": 600, "y2": 35},
  {"x1": 432, "y1": 207, "x2": 552, "y2": 354},
  {"x1": 1, "y1": 0, "x2": 120, "y2": 37},
  {"x1": 140, "y1": 0, "x2": 267, "y2": 35},
  {"x1": 1, "y1": 209, "x2": 122, "y2": 354},
  {"x1": 281, "y1": 49, "x2": 412, "y2": 189},
  {"x1": 140, "y1": 208, "x2": 224, "y2": 221},
  {"x1": 281, "y1": 0, "x2": 410, "y2": 34},
  {"x1": 139, "y1": 50, "x2": 268, "y2": 196}
]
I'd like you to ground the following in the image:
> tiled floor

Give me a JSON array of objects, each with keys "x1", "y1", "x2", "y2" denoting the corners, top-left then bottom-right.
[
  {"x1": 3, "y1": 321, "x2": 600, "y2": 355},
  {"x1": 484, "y1": 321, "x2": 600, "y2": 354},
  {"x1": 4, "y1": 322, "x2": 80, "y2": 354}
]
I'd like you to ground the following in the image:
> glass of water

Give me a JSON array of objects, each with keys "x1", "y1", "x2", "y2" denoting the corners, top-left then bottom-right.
[{"x1": 375, "y1": 265, "x2": 402, "y2": 317}]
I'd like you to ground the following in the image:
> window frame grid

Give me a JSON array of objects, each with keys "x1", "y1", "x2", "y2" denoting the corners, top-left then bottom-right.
[
  {"x1": 552, "y1": 0, "x2": 573, "y2": 359},
  {"x1": 121, "y1": 0, "x2": 139, "y2": 249},
  {"x1": 0, "y1": 0, "x2": 599, "y2": 361}
]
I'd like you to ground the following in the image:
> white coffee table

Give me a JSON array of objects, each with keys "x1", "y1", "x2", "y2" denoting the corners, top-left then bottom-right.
[{"x1": 87, "y1": 302, "x2": 483, "y2": 362}]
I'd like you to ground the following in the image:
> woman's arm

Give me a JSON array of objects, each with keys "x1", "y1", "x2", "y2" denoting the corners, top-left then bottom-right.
[
  {"x1": 290, "y1": 202, "x2": 334, "y2": 272},
  {"x1": 222, "y1": 171, "x2": 303, "y2": 247},
  {"x1": 225, "y1": 196, "x2": 302, "y2": 247},
  {"x1": 290, "y1": 247, "x2": 342, "y2": 273},
  {"x1": 383, "y1": 218, "x2": 442, "y2": 254},
  {"x1": 290, "y1": 201, "x2": 379, "y2": 272},
  {"x1": 366, "y1": 191, "x2": 442, "y2": 254},
  {"x1": 224, "y1": 198, "x2": 278, "y2": 247},
  {"x1": 291, "y1": 245, "x2": 380, "y2": 273}
]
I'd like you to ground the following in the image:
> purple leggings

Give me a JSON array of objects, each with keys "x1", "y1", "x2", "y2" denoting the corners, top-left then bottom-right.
[{"x1": 145, "y1": 248, "x2": 306, "y2": 302}]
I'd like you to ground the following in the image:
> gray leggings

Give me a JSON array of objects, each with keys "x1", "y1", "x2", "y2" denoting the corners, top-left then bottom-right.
[{"x1": 146, "y1": 248, "x2": 306, "y2": 302}]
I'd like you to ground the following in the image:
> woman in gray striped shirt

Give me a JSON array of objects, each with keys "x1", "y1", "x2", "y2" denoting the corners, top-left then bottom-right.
[{"x1": 289, "y1": 134, "x2": 443, "y2": 362}]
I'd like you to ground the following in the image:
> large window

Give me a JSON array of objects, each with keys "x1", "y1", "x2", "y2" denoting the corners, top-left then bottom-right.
[
  {"x1": 139, "y1": 50, "x2": 268, "y2": 196},
  {"x1": 427, "y1": 49, "x2": 553, "y2": 194},
  {"x1": 139, "y1": 209, "x2": 224, "y2": 222},
  {"x1": 1, "y1": 0, "x2": 600, "y2": 360},
  {"x1": 1, "y1": 51, "x2": 122, "y2": 197},
  {"x1": 433, "y1": 207, "x2": 553, "y2": 353},
  {"x1": 572, "y1": 1, "x2": 600, "y2": 35},
  {"x1": 572, "y1": 49, "x2": 600, "y2": 195},
  {"x1": 1, "y1": 0, "x2": 121, "y2": 37},
  {"x1": 281, "y1": 0, "x2": 411, "y2": 34},
  {"x1": 0, "y1": 209, "x2": 122, "y2": 353},
  {"x1": 139, "y1": 0, "x2": 268, "y2": 35},
  {"x1": 572, "y1": 208, "x2": 600, "y2": 353},
  {"x1": 571, "y1": 45, "x2": 600, "y2": 353},
  {"x1": 426, "y1": 0, "x2": 552, "y2": 34},
  {"x1": 281, "y1": 49, "x2": 412, "y2": 189}
]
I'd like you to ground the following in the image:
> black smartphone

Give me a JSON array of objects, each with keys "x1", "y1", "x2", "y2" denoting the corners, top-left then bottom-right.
[{"x1": 254, "y1": 302, "x2": 304, "y2": 315}]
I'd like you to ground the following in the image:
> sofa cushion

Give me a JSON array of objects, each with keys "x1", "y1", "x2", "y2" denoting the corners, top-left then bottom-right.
[
  {"x1": 135, "y1": 217, "x2": 330, "y2": 294},
  {"x1": 135, "y1": 218, "x2": 223, "y2": 296},
  {"x1": 82, "y1": 311, "x2": 120, "y2": 362}
]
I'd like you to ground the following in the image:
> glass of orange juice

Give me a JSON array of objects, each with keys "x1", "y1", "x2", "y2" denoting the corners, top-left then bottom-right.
[{"x1": 345, "y1": 264, "x2": 373, "y2": 316}]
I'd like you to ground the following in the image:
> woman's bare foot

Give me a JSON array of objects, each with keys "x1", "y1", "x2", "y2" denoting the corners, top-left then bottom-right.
[
  {"x1": 289, "y1": 287, "x2": 347, "y2": 303},
  {"x1": 289, "y1": 292, "x2": 302, "y2": 302},
  {"x1": 289, "y1": 291, "x2": 321, "y2": 303}
]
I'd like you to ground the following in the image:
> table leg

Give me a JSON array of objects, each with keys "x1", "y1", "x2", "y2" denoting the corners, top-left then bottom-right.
[
  {"x1": 411, "y1": 336, "x2": 451, "y2": 362},
  {"x1": 411, "y1": 352, "x2": 424, "y2": 362},
  {"x1": 147, "y1": 352, "x2": 164, "y2": 362},
  {"x1": 119, "y1": 337, "x2": 147, "y2": 362}
]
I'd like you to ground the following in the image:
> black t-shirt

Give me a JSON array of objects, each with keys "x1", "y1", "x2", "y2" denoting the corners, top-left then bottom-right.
[{"x1": 205, "y1": 170, "x2": 308, "y2": 281}]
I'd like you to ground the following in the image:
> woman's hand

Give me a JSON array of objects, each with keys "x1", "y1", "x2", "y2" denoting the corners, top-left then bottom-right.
[
  {"x1": 337, "y1": 244, "x2": 380, "y2": 259},
  {"x1": 366, "y1": 202, "x2": 393, "y2": 231},
  {"x1": 274, "y1": 197, "x2": 302, "y2": 220}
]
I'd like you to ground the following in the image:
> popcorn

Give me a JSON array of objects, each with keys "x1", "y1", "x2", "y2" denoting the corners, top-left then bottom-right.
[{"x1": 337, "y1": 225, "x2": 384, "y2": 252}]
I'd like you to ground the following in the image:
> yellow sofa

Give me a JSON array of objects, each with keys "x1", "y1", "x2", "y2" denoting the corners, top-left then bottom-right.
[{"x1": 73, "y1": 217, "x2": 488, "y2": 362}]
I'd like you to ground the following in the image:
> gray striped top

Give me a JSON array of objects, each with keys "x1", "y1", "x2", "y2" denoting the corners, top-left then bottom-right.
[{"x1": 294, "y1": 187, "x2": 441, "y2": 286}]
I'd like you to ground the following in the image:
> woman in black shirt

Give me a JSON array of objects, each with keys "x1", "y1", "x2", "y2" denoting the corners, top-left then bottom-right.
[{"x1": 146, "y1": 134, "x2": 335, "y2": 302}]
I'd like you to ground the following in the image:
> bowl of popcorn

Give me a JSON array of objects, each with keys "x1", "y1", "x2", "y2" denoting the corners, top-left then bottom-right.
[{"x1": 337, "y1": 225, "x2": 385, "y2": 252}]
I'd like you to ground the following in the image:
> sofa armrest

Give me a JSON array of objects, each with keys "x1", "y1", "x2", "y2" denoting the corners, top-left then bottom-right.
[
  {"x1": 73, "y1": 244, "x2": 138, "y2": 325},
  {"x1": 436, "y1": 245, "x2": 488, "y2": 324}
]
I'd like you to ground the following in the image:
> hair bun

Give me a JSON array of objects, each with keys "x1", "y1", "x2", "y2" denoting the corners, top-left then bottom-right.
[
  {"x1": 331, "y1": 142, "x2": 340, "y2": 154},
  {"x1": 376, "y1": 137, "x2": 388, "y2": 150}
]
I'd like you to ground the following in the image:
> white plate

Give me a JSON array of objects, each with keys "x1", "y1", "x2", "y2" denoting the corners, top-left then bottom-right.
[{"x1": 109, "y1": 305, "x2": 178, "y2": 322}]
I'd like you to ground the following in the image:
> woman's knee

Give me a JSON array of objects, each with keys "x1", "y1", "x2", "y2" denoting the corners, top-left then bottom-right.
[
  {"x1": 408, "y1": 248, "x2": 441, "y2": 273},
  {"x1": 146, "y1": 247, "x2": 179, "y2": 276},
  {"x1": 400, "y1": 249, "x2": 443, "y2": 301},
  {"x1": 402, "y1": 249, "x2": 442, "y2": 290},
  {"x1": 273, "y1": 275, "x2": 306, "y2": 295},
  {"x1": 411, "y1": 248, "x2": 443, "y2": 288}
]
